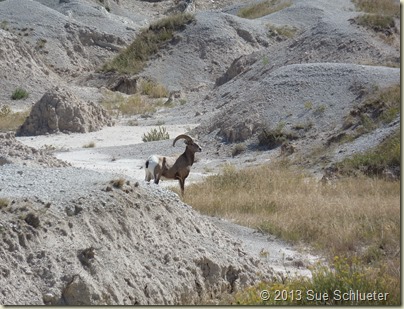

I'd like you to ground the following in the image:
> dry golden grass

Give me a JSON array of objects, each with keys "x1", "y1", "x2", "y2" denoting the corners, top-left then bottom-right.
[
  {"x1": 138, "y1": 80, "x2": 169, "y2": 99},
  {"x1": 237, "y1": 0, "x2": 292, "y2": 19},
  {"x1": 353, "y1": 0, "x2": 399, "y2": 17},
  {"x1": 183, "y1": 162, "x2": 400, "y2": 302},
  {"x1": 100, "y1": 91, "x2": 156, "y2": 116},
  {"x1": 183, "y1": 162, "x2": 400, "y2": 259},
  {"x1": 0, "y1": 106, "x2": 30, "y2": 132}
]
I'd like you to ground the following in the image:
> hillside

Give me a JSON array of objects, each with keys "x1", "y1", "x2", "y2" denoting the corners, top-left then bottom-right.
[{"x1": 0, "y1": 0, "x2": 400, "y2": 305}]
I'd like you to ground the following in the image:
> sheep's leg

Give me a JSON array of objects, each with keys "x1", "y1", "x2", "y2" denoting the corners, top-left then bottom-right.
[
  {"x1": 178, "y1": 178, "x2": 185, "y2": 196},
  {"x1": 154, "y1": 173, "x2": 160, "y2": 184},
  {"x1": 145, "y1": 171, "x2": 152, "y2": 182}
]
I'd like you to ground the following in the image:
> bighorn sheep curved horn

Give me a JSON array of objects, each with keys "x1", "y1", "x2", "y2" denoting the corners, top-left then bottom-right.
[{"x1": 145, "y1": 134, "x2": 202, "y2": 196}]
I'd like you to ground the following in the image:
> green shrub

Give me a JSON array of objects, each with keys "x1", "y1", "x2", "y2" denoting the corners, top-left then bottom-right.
[
  {"x1": 11, "y1": 87, "x2": 29, "y2": 100},
  {"x1": 142, "y1": 126, "x2": 170, "y2": 142},
  {"x1": 102, "y1": 13, "x2": 194, "y2": 74}
]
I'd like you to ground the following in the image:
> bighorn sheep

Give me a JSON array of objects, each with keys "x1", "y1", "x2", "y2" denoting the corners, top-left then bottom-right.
[{"x1": 145, "y1": 134, "x2": 202, "y2": 195}]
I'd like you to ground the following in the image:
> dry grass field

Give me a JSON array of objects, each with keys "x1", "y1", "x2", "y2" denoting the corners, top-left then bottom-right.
[{"x1": 183, "y1": 162, "x2": 400, "y2": 304}]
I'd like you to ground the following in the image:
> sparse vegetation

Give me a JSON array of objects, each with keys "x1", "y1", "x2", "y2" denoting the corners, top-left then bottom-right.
[
  {"x1": 111, "y1": 178, "x2": 125, "y2": 189},
  {"x1": 0, "y1": 20, "x2": 9, "y2": 31},
  {"x1": 304, "y1": 101, "x2": 313, "y2": 110},
  {"x1": 11, "y1": 87, "x2": 29, "y2": 100},
  {"x1": 142, "y1": 126, "x2": 170, "y2": 142},
  {"x1": 83, "y1": 141, "x2": 96, "y2": 148},
  {"x1": 35, "y1": 38, "x2": 48, "y2": 51},
  {"x1": 335, "y1": 84, "x2": 400, "y2": 143},
  {"x1": 101, "y1": 91, "x2": 157, "y2": 116},
  {"x1": 258, "y1": 123, "x2": 298, "y2": 149},
  {"x1": 0, "y1": 198, "x2": 9, "y2": 209},
  {"x1": 0, "y1": 105, "x2": 30, "y2": 132},
  {"x1": 313, "y1": 104, "x2": 326, "y2": 115},
  {"x1": 353, "y1": 0, "x2": 399, "y2": 17},
  {"x1": 237, "y1": 0, "x2": 292, "y2": 19},
  {"x1": 102, "y1": 13, "x2": 194, "y2": 74},
  {"x1": 267, "y1": 24, "x2": 298, "y2": 39},
  {"x1": 352, "y1": 0, "x2": 399, "y2": 35},
  {"x1": 235, "y1": 256, "x2": 399, "y2": 305},
  {"x1": 231, "y1": 143, "x2": 247, "y2": 157},
  {"x1": 138, "y1": 79, "x2": 169, "y2": 98},
  {"x1": 335, "y1": 129, "x2": 400, "y2": 178},
  {"x1": 183, "y1": 162, "x2": 400, "y2": 304}
]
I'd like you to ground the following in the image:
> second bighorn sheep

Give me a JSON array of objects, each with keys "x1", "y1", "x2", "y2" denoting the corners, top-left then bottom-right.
[{"x1": 145, "y1": 134, "x2": 202, "y2": 195}]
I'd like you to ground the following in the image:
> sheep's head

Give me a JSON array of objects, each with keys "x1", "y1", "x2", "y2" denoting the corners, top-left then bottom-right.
[{"x1": 173, "y1": 134, "x2": 202, "y2": 153}]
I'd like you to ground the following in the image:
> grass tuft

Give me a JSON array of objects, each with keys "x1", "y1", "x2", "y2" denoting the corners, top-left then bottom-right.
[
  {"x1": 142, "y1": 126, "x2": 170, "y2": 142},
  {"x1": 11, "y1": 87, "x2": 29, "y2": 100},
  {"x1": 111, "y1": 178, "x2": 125, "y2": 189},
  {"x1": 83, "y1": 141, "x2": 96, "y2": 148},
  {"x1": 237, "y1": 0, "x2": 292, "y2": 19},
  {"x1": 0, "y1": 198, "x2": 9, "y2": 209}
]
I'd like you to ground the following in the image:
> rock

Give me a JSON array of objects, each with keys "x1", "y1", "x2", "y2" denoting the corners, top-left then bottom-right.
[{"x1": 16, "y1": 87, "x2": 114, "y2": 136}]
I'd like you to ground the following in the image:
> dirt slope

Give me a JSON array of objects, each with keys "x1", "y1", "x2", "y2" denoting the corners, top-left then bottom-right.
[{"x1": 0, "y1": 181, "x2": 274, "y2": 305}]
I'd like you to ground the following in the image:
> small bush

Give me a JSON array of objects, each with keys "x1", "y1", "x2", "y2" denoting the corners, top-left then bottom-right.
[
  {"x1": 258, "y1": 124, "x2": 298, "y2": 149},
  {"x1": 267, "y1": 24, "x2": 298, "y2": 39},
  {"x1": 0, "y1": 105, "x2": 11, "y2": 117},
  {"x1": 142, "y1": 126, "x2": 170, "y2": 142},
  {"x1": 231, "y1": 143, "x2": 247, "y2": 157},
  {"x1": 139, "y1": 80, "x2": 169, "y2": 98},
  {"x1": 83, "y1": 141, "x2": 96, "y2": 148},
  {"x1": 237, "y1": 0, "x2": 292, "y2": 19},
  {"x1": 0, "y1": 198, "x2": 9, "y2": 209},
  {"x1": 11, "y1": 87, "x2": 29, "y2": 100},
  {"x1": 111, "y1": 178, "x2": 125, "y2": 189}
]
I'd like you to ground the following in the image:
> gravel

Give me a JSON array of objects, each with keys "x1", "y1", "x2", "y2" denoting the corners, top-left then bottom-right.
[{"x1": 0, "y1": 164, "x2": 119, "y2": 207}]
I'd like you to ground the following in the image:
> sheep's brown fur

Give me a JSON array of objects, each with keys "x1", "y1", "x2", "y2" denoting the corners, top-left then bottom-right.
[{"x1": 145, "y1": 134, "x2": 202, "y2": 195}]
